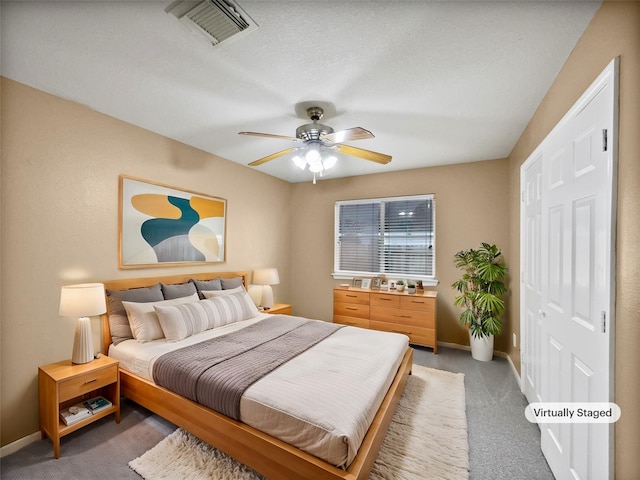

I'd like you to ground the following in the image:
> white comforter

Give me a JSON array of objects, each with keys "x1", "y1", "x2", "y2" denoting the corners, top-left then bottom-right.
[{"x1": 109, "y1": 313, "x2": 409, "y2": 468}]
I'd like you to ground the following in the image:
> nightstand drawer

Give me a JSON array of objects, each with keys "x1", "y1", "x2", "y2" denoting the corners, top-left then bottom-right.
[{"x1": 59, "y1": 366, "x2": 117, "y2": 402}]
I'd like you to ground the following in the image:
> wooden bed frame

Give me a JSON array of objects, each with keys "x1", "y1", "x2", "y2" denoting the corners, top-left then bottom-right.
[{"x1": 101, "y1": 271, "x2": 413, "y2": 480}]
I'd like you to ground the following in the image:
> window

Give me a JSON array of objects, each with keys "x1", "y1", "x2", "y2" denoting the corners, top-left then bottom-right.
[{"x1": 334, "y1": 194, "x2": 435, "y2": 282}]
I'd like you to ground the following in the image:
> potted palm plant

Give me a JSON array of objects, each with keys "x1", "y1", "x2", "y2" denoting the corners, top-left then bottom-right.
[{"x1": 452, "y1": 243, "x2": 508, "y2": 361}]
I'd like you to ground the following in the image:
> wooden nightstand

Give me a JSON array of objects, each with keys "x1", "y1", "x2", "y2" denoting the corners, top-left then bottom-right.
[
  {"x1": 38, "y1": 355, "x2": 120, "y2": 458},
  {"x1": 264, "y1": 303, "x2": 292, "y2": 315}
]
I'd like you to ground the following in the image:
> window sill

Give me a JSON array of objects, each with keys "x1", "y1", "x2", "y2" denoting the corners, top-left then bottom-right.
[{"x1": 332, "y1": 273, "x2": 439, "y2": 287}]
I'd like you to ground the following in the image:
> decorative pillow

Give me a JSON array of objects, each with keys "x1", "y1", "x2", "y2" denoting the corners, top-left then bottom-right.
[
  {"x1": 106, "y1": 284, "x2": 163, "y2": 345},
  {"x1": 154, "y1": 301, "x2": 215, "y2": 341},
  {"x1": 221, "y1": 276, "x2": 244, "y2": 290},
  {"x1": 122, "y1": 293, "x2": 199, "y2": 342},
  {"x1": 189, "y1": 277, "x2": 222, "y2": 299},
  {"x1": 157, "y1": 291, "x2": 260, "y2": 341},
  {"x1": 201, "y1": 285, "x2": 244, "y2": 297},
  {"x1": 161, "y1": 282, "x2": 198, "y2": 300}
]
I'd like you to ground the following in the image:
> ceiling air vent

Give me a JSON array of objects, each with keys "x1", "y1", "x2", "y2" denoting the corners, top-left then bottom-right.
[{"x1": 165, "y1": 0, "x2": 258, "y2": 47}]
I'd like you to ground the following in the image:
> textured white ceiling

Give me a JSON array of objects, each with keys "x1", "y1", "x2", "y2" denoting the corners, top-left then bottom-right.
[{"x1": 1, "y1": 1, "x2": 601, "y2": 183}]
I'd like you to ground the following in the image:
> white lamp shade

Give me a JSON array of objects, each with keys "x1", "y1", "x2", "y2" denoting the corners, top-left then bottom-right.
[
  {"x1": 59, "y1": 283, "x2": 106, "y2": 364},
  {"x1": 253, "y1": 269, "x2": 279, "y2": 309},
  {"x1": 59, "y1": 283, "x2": 107, "y2": 317},
  {"x1": 253, "y1": 268, "x2": 280, "y2": 286}
]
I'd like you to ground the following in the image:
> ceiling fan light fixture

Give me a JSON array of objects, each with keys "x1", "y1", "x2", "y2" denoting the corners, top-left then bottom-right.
[
  {"x1": 323, "y1": 155, "x2": 337, "y2": 170},
  {"x1": 305, "y1": 148, "x2": 321, "y2": 164},
  {"x1": 308, "y1": 161, "x2": 324, "y2": 173},
  {"x1": 292, "y1": 155, "x2": 306, "y2": 170},
  {"x1": 241, "y1": 103, "x2": 392, "y2": 184}
]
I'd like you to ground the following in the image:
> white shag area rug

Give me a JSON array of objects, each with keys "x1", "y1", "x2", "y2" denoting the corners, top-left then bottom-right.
[{"x1": 129, "y1": 365, "x2": 469, "y2": 480}]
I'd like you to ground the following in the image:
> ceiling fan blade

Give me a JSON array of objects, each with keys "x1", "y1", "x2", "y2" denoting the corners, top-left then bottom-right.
[
  {"x1": 239, "y1": 131, "x2": 302, "y2": 143},
  {"x1": 248, "y1": 148, "x2": 297, "y2": 166},
  {"x1": 336, "y1": 144, "x2": 392, "y2": 164},
  {"x1": 322, "y1": 127, "x2": 374, "y2": 143}
]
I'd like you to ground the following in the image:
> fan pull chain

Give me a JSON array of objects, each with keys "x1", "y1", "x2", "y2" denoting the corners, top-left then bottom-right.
[{"x1": 313, "y1": 172, "x2": 317, "y2": 184}]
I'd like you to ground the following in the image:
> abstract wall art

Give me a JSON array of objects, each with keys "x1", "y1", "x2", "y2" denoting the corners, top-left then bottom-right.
[{"x1": 119, "y1": 175, "x2": 226, "y2": 268}]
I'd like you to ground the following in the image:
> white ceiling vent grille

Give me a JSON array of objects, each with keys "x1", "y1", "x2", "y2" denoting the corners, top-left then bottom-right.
[{"x1": 166, "y1": 0, "x2": 258, "y2": 47}]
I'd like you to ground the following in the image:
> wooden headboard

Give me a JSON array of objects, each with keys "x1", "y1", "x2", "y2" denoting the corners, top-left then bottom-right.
[{"x1": 100, "y1": 271, "x2": 249, "y2": 353}]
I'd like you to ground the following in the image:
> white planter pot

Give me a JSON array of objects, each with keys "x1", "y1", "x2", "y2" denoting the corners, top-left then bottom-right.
[
  {"x1": 469, "y1": 332, "x2": 494, "y2": 361},
  {"x1": 396, "y1": 285, "x2": 405, "y2": 292}
]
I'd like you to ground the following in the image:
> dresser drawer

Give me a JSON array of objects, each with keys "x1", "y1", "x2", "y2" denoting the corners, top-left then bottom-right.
[
  {"x1": 334, "y1": 302, "x2": 370, "y2": 319},
  {"x1": 334, "y1": 289, "x2": 370, "y2": 305},
  {"x1": 400, "y1": 296, "x2": 436, "y2": 312},
  {"x1": 370, "y1": 306, "x2": 435, "y2": 328},
  {"x1": 59, "y1": 365, "x2": 118, "y2": 402},
  {"x1": 370, "y1": 321, "x2": 435, "y2": 347},
  {"x1": 370, "y1": 293, "x2": 400, "y2": 308},
  {"x1": 334, "y1": 315, "x2": 370, "y2": 329}
]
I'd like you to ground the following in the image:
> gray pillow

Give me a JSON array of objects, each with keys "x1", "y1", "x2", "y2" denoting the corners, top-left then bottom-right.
[
  {"x1": 161, "y1": 282, "x2": 198, "y2": 300},
  {"x1": 189, "y1": 278, "x2": 222, "y2": 299},
  {"x1": 221, "y1": 276, "x2": 243, "y2": 289},
  {"x1": 106, "y1": 284, "x2": 163, "y2": 345}
]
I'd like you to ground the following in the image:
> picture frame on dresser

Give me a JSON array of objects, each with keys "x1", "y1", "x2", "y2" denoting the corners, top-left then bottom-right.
[
  {"x1": 361, "y1": 278, "x2": 372, "y2": 289},
  {"x1": 351, "y1": 277, "x2": 363, "y2": 288}
]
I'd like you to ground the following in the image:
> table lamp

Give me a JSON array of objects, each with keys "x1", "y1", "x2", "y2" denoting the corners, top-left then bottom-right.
[
  {"x1": 59, "y1": 283, "x2": 107, "y2": 364},
  {"x1": 252, "y1": 268, "x2": 280, "y2": 309}
]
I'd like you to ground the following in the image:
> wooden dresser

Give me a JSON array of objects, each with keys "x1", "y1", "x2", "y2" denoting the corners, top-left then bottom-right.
[{"x1": 333, "y1": 287, "x2": 438, "y2": 353}]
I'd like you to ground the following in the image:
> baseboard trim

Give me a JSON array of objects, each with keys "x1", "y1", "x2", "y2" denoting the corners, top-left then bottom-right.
[
  {"x1": 436, "y1": 341, "x2": 522, "y2": 387},
  {"x1": 1, "y1": 431, "x2": 41, "y2": 458}
]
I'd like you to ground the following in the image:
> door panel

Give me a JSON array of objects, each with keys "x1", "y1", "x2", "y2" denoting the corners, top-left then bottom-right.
[{"x1": 522, "y1": 154, "x2": 543, "y2": 402}]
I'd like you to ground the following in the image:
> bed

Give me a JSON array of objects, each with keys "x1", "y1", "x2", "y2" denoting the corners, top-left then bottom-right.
[{"x1": 101, "y1": 271, "x2": 413, "y2": 480}]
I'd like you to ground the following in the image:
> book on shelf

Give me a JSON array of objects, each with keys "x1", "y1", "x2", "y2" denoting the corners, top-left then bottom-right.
[
  {"x1": 82, "y1": 395, "x2": 112, "y2": 414},
  {"x1": 60, "y1": 404, "x2": 92, "y2": 426}
]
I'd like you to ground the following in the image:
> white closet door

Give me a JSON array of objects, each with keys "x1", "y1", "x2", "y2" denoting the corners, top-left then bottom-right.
[{"x1": 521, "y1": 58, "x2": 617, "y2": 480}]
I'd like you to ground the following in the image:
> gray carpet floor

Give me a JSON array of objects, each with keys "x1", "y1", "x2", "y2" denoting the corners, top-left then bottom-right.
[{"x1": 1, "y1": 346, "x2": 553, "y2": 480}]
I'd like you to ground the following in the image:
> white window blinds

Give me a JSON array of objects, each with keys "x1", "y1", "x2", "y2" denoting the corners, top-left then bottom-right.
[{"x1": 334, "y1": 194, "x2": 435, "y2": 279}]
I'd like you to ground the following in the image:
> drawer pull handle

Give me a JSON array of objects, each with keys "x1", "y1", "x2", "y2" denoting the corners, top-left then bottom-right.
[
  {"x1": 346, "y1": 295, "x2": 357, "y2": 298},
  {"x1": 346, "y1": 307, "x2": 358, "y2": 311},
  {"x1": 380, "y1": 298, "x2": 391, "y2": 301},
  {"x1": 411, "y1": 301, "x2": 425, "y2": 304},
  {"x1": 83, "y1": 379, "x2": 98, "y2": 385},
  {"x1": 393, "y1": 314, "x2": 412, "y2": 318},
  {"x1": 392, "y1": 329, "x2": 411, "y2": 334}
]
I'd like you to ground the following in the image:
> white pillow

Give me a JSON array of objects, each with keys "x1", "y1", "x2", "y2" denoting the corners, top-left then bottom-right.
[
  {"x1": 202, "y1": 288, "x2": 259, "y2": 320},
  {"x1": 154, "y1": 301, "x2": 211, "y2": 341},
  {"x1": 122, "y1": 293, "x2": 199, "y2": 342},
  {"x1": 156, "y1": 291, "x2": 260, "y2": 341},
  {"x1": 201, "y1": 285, "x2": 244, "y2": 297}
]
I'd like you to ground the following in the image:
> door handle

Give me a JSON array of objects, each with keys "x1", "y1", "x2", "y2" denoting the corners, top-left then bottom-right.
[{"x1": 538, "y1": 309, "x2": 547, "y2": 318}]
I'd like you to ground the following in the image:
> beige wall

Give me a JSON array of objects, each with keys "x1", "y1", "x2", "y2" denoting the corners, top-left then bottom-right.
[
  {"x1": 507, "y1": 1, "x2": 640, "y2": 477},
  {"x1": 289, "y1": 159, "x2": 512, "y2": 351},
  {"x1": 0, "y1": 78, "x2": 293, "y2": 446}
]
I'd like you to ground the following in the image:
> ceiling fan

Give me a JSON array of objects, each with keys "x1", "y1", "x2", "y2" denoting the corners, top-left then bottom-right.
[{"x1": 239, "y1": 106, "x2": 392, "y2": 183}]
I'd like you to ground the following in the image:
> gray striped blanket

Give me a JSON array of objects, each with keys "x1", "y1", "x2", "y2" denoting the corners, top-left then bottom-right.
[{"x1": 152, "y1": 315, "x2": 343, "y2": 420}]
